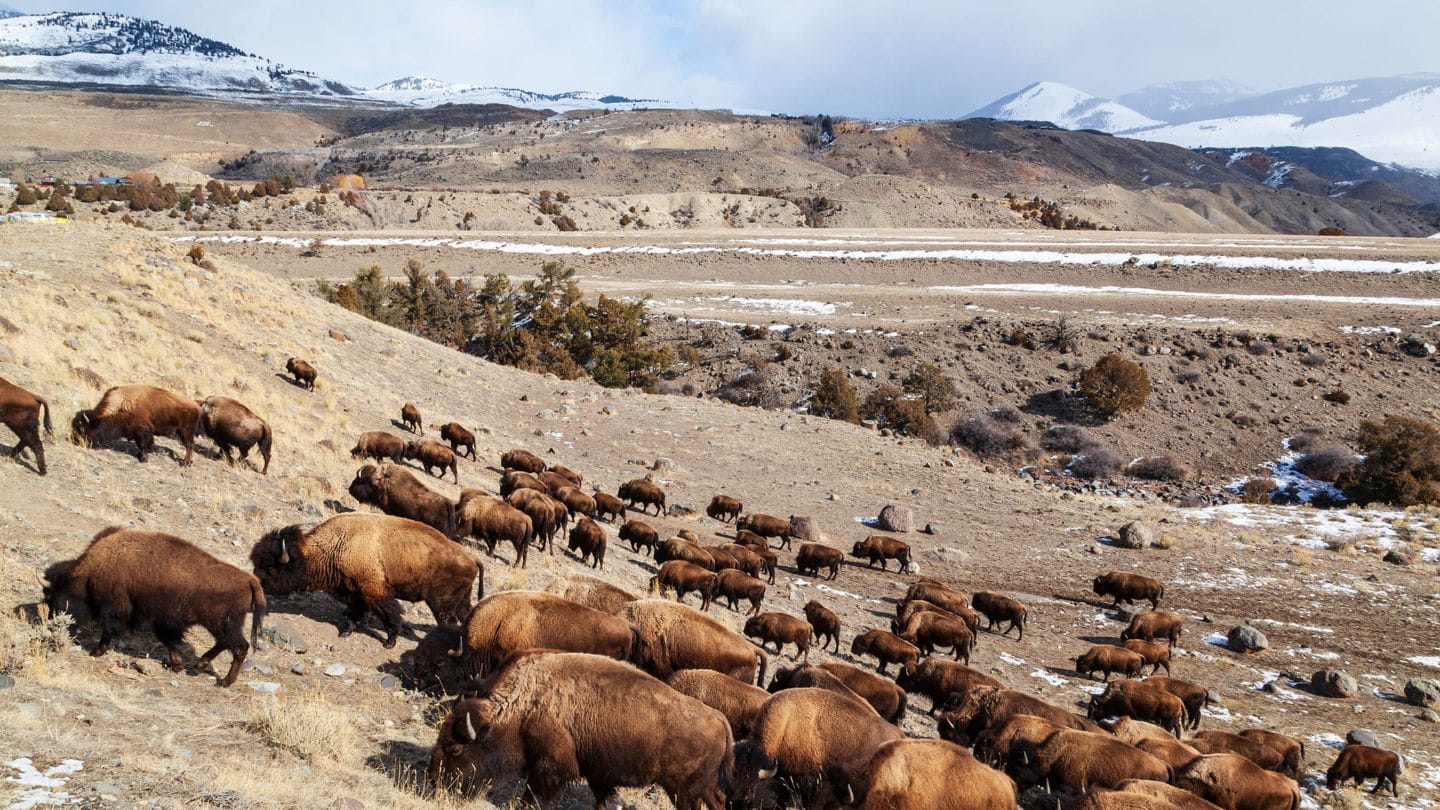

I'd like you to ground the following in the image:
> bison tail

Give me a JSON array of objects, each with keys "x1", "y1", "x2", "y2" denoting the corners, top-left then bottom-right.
[
  {"x1": 39, "y1": 398, "x2": 53, "y2": 437},
  {"x1": 754, "y1": 647, "x2": 769, "y2": 687},
  {"x1": 250, "y1": 580, "x2": 267, "y2": 647},
  {"x1": 258, "y1": 423, "x2": 273, "y2": 468}
]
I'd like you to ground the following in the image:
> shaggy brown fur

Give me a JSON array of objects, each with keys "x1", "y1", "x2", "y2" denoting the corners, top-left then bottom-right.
[
  {"x1": 499, "y1": 447, "x2": 546, "y2": 474},
  {"x1": 972, "y1": 714, "x2": 1064, "y2": 768},
  {"x1": 1088, "y1": 680, "x2": 1186, "y2": 738},
  {"x1": 437, "y1": 422, "x2": 476, "y2": 460},
  {"x1": 618, "y1": 477, "x2": 666, "y2": 516},
  {"x1": 457, "y1": 591, "x2": 636, "y2": 675},
  {"x1": 0, "y1": 377, "x2": 52, "y2": 474},
  {"x1": 1123, "y1": 639, "x2": 1173, "y2": 675},
  {"x1": 456, "y1": 490, "x2": 534, "y2": 568},
  {"x1": 505, "y1": 489, "x2": 567, "y2": 553},
  {"x1": 43, "y1": 527, "x2": 265, "y2": 687},
  {"x1": 703, "y1": 545, "x2": 740, "y2": 572},
  {"x1": 714, "y1": 569, "x2": 767, "y2": 616},
  {"x1": 796, "y1": 543, "x2": 844, "y2": 580},
  {"x1": 733, "y1": 536, "x2": 778, "y2": 582},
  {"x1": 939, "y1": 685, "x2": 1101, "y2": 746},
  {"x1": 1012, "y1": 729, "x2": 1172, "y2": 793},
  {"x1": 896, "y1": 610, "x2": 974, "y2": 662},
  {"x1": 666, "y1": 669, "x2": 771, "y2": 738},
  {"x1": 350, "y1": 430, "x2": 406, "y2": 464},
  {"x1": 768, "y1": 665, "x2": 875, "y2": 714},
  {"x1": 619, "y1": 599, "x2": 768, "y2": 685},
  {"x1": 1103, "y1": 717, "x2": 1203, "y2": 771},
  {"x1": 656, "y1": 537, "x2": 717, "y2": 570},
  {"x1": 1144, "y1": 676, "x2": 1212, "y2": 731},
  {"x1": 1122, "y1": 611, "x2": 1184, "y2": 647},
  {"x1": 72, "y1": 384, "x2": 199, "y2": 466},
  {"x1": 567, "y1": 516, "x2": 607, "y2": 569},
  {"x1": 538, "y1": 470, "x2": 576, "y2": 492},
  {"x1": 651, "y1": 560, "x2": 718, "y2": 609},
  {"x1": 896, "y1": 658, "x2": 1004, "y2": 715},
  {"x1": 1094, "y1": 571, "x2": 1166, "y2": 610},
  {"x1": 715, "y1": 543, "x2": 766, "y2": 580},
  {"x1": 1095, "y1": 780, "x2": 1227, "y2": 810},
  {"x1": 619, "y1": 519, "x2": 659, "y2": 555},
  {"x1": 1076, "y1": 645, "x2": 1148, "y2": 681},
  {"x1": 744, "y1": 613, "x2": 812, "y2": 661},
  {"x1": 1176, "y1": 754, "x2": 1301, "y2": 810},
  {"x1": 707, "y1": 494, "x2": 742, "y2": 523},
  {"x1": 401, "y1": 402, "x2": 423, "y2": 434},
  {"x1": 844, "y1": 738, "x2": 1017, "y2": 810},
  {"x1": 285, "y1": 357, "x2": 316, "y2": 390},
  {"x1": 1238, "y1": 730, "x2": 1304, "y2": 780},
  {"x1": 592, "y1": 490, "x2": 625, "y2": 523},
  {"x1": 546, "y1": 574, "x2": 639, "y2": 615},
  {"x1": 1189, "y1": 731, "x2": 1285, "y2": 772},
  {"x1": 736, "y1": 513, "x2": 792, "y2": 549},
  {"x1": 819, "y1": 661, "x2": 907, "y2": 724},
  {"x1": 548, "y1": 464, "x2": 583, "y2": 487},
  {"x1": 410, "y1": 624, "x2": 473, "y2": 694},
  {"x1": 349, "y1": 462, "x2": 456, "y2": 538},
  {"x1": 850, "y1": 534, "x2": 912, "y2": 571},
  {"x1": 803, "y1": 600, "x2": 842, "y2": 653},
  {"x1": 894, "y1": 598, "x2": 981, "y2": 641},
  {"x1": 902, "y1": 581, "x2": 981, "y2": 630},
  {"x1": 428, "y1": 652, "x2": 732, "y2": 809},
  {"x1": 197, "y1": 396, "x2": 272, "y2": 474},
  {"x1": 972, "y1": 591, "x2": 1028, "y2": 640},
  {"x1": 499, "y1": 469, "x2": 548, "y2": 498},
  {"x1": 1326, "y1": 744, "x2": 1402, "y2": 796},
  {"x1": 850, "y1": 629, "x2": 919, "y2": 675},
  {"x1": 250, "y1": 513, "x2": 478, "y2": 647},
  {"x1": 552, "y1": 486, "x2": 597, "y2": 521},
  {"x1": 404, "y1": 438, "x2": 459, "y2": 483}
]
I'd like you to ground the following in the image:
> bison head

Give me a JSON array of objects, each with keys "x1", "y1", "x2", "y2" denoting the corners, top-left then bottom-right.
[
  {"x1": 850, "y1": 540, "x2": 867, "y2": 557},
  {"x1": 849, "y1": 633, "x2": 870, "y2": 656},
  {"x1": 427, "y1": 697, "x2": 522, "y2": 799},
  {"x1": 69, "y1": 410, "x2": 96, "y2": 446},
  {"x1": 36, "y1": 559, "x2": 85, "y2": 619},
  {"x1": 348, "y1": 465, "x2": 381, "y2": 506},
  {"x1": 250, "y1": 524, "x2": 310, "y2": 596},
  {"x1": 409, "y1": 624, "x2": 475, "y2": 695}
]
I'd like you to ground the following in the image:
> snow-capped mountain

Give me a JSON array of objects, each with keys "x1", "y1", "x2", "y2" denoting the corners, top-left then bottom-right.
[
  {"x1": 366, "y1": 76, "x2": 677, "y2": 112},
  {"x1": 965, "y1": 81, "x2": 1160, "y2": 133},
  {"x1": 1117, "y1": 79, "x2": 1258, "y2": 122},
  {"x1": 0, "y1": 12, "x2": 356, "y2": 96}
]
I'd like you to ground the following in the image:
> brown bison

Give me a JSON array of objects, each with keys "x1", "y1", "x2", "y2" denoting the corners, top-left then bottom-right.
[
  {"x1": 972, "y1": 591, "x2": 1028, "y2": 640},
  {"x1": 1103, "y1": 717, "x2": 1204, "y2": 771},
  {"x1": 656, "y1": 537, "x2": 717, "y2": 570},
  {"x1": 851, "y1": 629, "x2": 919, "y2": 675},
  {"x1": 505, "y1": 488, "x2": 567, "y2": 553},
  {"x1": 410, "y1": 623, "x2": 473, "y2": 694},
  {"x1": 499, "y1": 469, "x2": 548, "y2": 498},
  {"x1": 196, "y1": 396, "x2": 272, "y2": 474},
  {"x1": 1085, "y1": 780, "x2": 1226, "y2": 810},
  {"x1": 438, "y1": 422, "x2": 477, "y2": 460},
  {"x1": 715, "y1": 543, "x2": 766, "y2": 580},
  {"x1": 456, "y1": 591, "x2": 636, "y2": 675},
  {"x1": 768, "y1": 664, "x2": 874, "y2": 710},
  {"x1": 803, "y1": 600, "x2": 841, "y2": 653},
  {"x1": 973, "y1": 714, "x2": 1066, "y2": 768},
  {"x1": 796, "y1": 543, "x2": 844, "y2": 580},
  {"x1": 1145, "y1": 676, "x2": 1212, "y2": 731},
  {"x1": 894, "y1": 598, "x2": 981, "y2": 639},
  {"x1": 819, "y1": 662, "x2": 908, "y2": 724},
  {"x1": 428, "y1": 652, "x2": 732, "y2": 809},
  {"x1": 1094, "y1": 571, "x2": 1166, "y2": 610},
  {"x1": 619, "y1": 599, "x2": 769, "y2": 685},
  {"x1": 651, "y1": 560, "x2": 718, "y2": 609},
  {"x1": 1122, "y1": 611, "x2": 1184, "y2": 647},
  {"x1": 1123, "y1": 639, "x2": 1173, "y2": 675},
  {"x1": 1010, "y1": 728, "x2": 1173, "y2": 793},
  {"x1": 714, "y1": 569, "x2": 767, "y2": 616},
  {"x1": 1176, "y1": 753, "x2": 1301, "y2": 810},
  {"x1": 744, "y1": 613, "x2": 812, "y2": 662},
  {"x1": 1088, "y1": 679, "x2": 1186, "y2": 738},
  {"x1": 707, "y1": 494, "x2": 742, "y2": 523},
  {"x1": 902, "y1": 581, "x2": 981, "y2": 631},
  {"x1": 547, "y1": 574, "x2": 639, "y2": 615},
  {"x1": 737, "y1": 513, "x2": 792, "y2": 549},
  {"x1": 1076, "y1": 645, "x2": 1148, "y2": 681},
  {"x1": 538, "y1": 470, "x2": 577, "y2": 492},
  {"x1": 1326, "y1": 744, "x2": 1402, "y2": 796},
  {"x1": 618, "y1": 477, "x2": 666, "y2": 516},
  {"x1": 619, "y1": 519, "x2": 659, "y2": 555},
  {"x1": 500, "y1": 447, "x2": 546, "y2": 474},
  {"x1": 592, "y1": 490, "x2": 625, "y2": 523},
  {"x1": 552, "y1": 486, "x2": 597, "y2": 521},
  {"x1": 285, "y1": 357, "x2": 316, "y2": 390},
  {"x1": 456, "y1": 490, "x2": 533, "y2": 567},
  {"x1": 895, "y1": 610, "x2": 974, "y2": 662},
  {"x1": 404, "y1": 438, "x2": 459, "y2": 483},
  {"x1": 1239, "y1": 729, "x2": 1304, "y2": 780},
  {"x1": 851, "y1": 535, "x2": 912, "y2": 571},
  {"x1": 1189, "y1": 731, "x2": 1285, "y2": 772},
  {"x1": 350, "y1": 430, "x2": 406, "y2": 464},
  {"x1": 567, "y1": 517, "x2": 607, "y2": 569},
  {"x1": 41, "y1": 527, "x2": 265, "y2": 687},
  {"x1": 250, "y1": 513, "x2": 478, "y2": 648},
  {"x1": 548, "y1": 464, "x2": 583, "y2": 487},
  {"x1": 844, "y1": 739, "x2": 1016, "y2": 810},
  {"x1": 896, "y1": 658, "x2": 1004, "y2": 715},
  {"x1": 939, "y1": 685, "x2": 1102, "y2": 746},
  {"x1": 401, "y1": 402, "x2": 423, "y2": 434},
  {"x1": 349, "y1": 462, "x2": 456, "y2": 538},
  {"x1": 72, "y1": 384, "x2": 198, "y2": 466},
  {"x1": 666, "y1": 668, "x2": 771, "y2": 738},
  {"x1": 0, "y1": 377, "x2": 52, "y2": 475}
]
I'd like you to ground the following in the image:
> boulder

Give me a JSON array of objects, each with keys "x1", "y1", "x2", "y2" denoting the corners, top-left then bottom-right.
[
  {"x1": 1311, "y1": 669, "x2": 1358, "y2": 699},
  {"x1": 788, "y1": 515, "x2": 824, "y2": 543},
  {"x1": 1116, "y1": 521, "x2": 1154, "y2": 550},
  {"x1": 876, "y1": 504, "x2": 913, "y2": 533},
  {"x1": 1227, "y1": 624, "x2": 1268, "y2": 654},
  {"x1": 1404, "y1": 677, "x2": 1440, "y2": 708},
  {"x1": 1383, "y1": 550, "x2": 1414, "y2": 566},
  {"x1": 1345, "y1": 729, "x2": 1382, "y2": 749}
]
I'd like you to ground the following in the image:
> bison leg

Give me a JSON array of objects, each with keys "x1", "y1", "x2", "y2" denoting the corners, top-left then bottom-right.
[
  {"x1": 514, "y1": 537, "x2": 528, "y2": 568},
  {"x1": 132, "y1": 428, "x2": 153, "y2": 462},
  {"x1": 373, "y1": 597, "x2": 406, "y2": 649}
]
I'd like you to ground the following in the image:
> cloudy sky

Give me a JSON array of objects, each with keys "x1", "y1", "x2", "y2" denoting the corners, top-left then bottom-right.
[{"x1": 19, "y1": 0, "x2": 1440, "y2": 117}]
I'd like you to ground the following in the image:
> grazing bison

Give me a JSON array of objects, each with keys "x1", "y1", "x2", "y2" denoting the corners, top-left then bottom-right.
[
  {"x1": 1190, "y1": 731, "x2": 1285, "y2": 772},
  {"x1": 499, "y1": 470, "x2": 547, "y2": 498},
  {"x1": 1084, "y1": 780, "x2": 1226, "y2": 810},
  {"x1": 547, "y1": 574, "x2": 639, "y2": 615},
  {"x1": 894, "y1": 598, "x2": 980, "y2": 639},
  {"x1": 0, "y1": 377, "x2": 52, "y2": 475},
  {"x1": 1088, "y1": 679, "x2": 1186, "y2": 738},
  {"x1": 401, "y1": 402, "x2": 423, "y2": 434},
  {"x1": 651, "y1": 560, "x2": 717, "y2": 609},
  {"x1": 196, "y1": 396, "x2": 272, "y2": 474},
  {"x1": 768, "y1": 665, "x2": 874, "y2": 711},
  {"x1": 715, "y1": 543, "x2": 766, "y2": 580},
  {"x1": 803, "y1": 600, "x2": 841, "y2": 653},
  {"x1": 250, "y1": 513, "x2": 478, "y2": 648},
  {"x1": 819, "y1": 662, "x2": 908, "y2": 724},
  {"x1": 538, "y1": 470, "x2": 577, "y2": 492},
  {"x1": 619, "y1": 519, "x2": 659, "y2": 555},
  {"x1": 707, "y1": 494, "x2": 742, "y2": 523},
  {"x1": 850, "y1": 629, "x2": 919, "y2": 675},
  {"x1": 1122, "y1": 611, "x2": 1184, "y2": 647},
  {"x1": 656, "y1": 537, "x2": 717, "y2": 570},
  {"x1": 404, "y1": 438, "x2": 459, "y2": 483},
  {"x1": 456, "y1": 490, "x2": 533, "y2": 568},
  {"x1": 1176, "y1": 753, "x2": 1301, "y2": 810},
  {"x1": 1326, "y1": 744, "x2": 1402, "y2": 797},
  {"x1": 737, "y1": 513, "x2": 792, "y2": 549},
  {"x1": 285, "y1": 357, "x2": 316, "y2": 390},
  {"x1": 72, "y1": 384, "x2": 198, "y2": 466},
  {"x1": 851, "y1": 535, "x2": 912, "y2": 571},
  {"x1": 972, "y1": 591, "x2": 1028, "y2": 641},
  {"x1": 896, "y1": 658, "x2": 1004, "y2": 716},
  {"x1": 41, "y1": 527, "x2": 265, "y2": 687},
  {"x1": 567, "y1": 517, "x2": 607, "y2": 569},
  {"x1": 351, "y1": 430, "x2": 406, "y2": 464},
  {"x1": 428, "y1": 652, "x2": 732, "y2": 809},
  {"x1": 796, "y1": 543, "x2": 844, "y2": 580},
  {"x1": 499, "y1": 447, "x2": 546, "y2": 474},
  {"x1": 592, "y1": 490, "x2": 625, "y2": 523},
  {"x1": 619, "y1": 599, "x2": 768, "y2": 685},
  {"x1": 895, "y1": 610, "x2": 974, "y2": 662},
  {"x1": 505, "y1": 489, "x2": 567, "y2": 553},
  {"x1": 1094, "y1": 571, "x2": 1166, "y2": 610},
  {"x1": 410, "y1": 623, "x2": 473, "y2": 694},
  {"x1": 973, "y1": 714, "x2": 1065, "y2": 768},
  {"x1": 938, "y1": 685, "x2": 1101, "y2": 746},
  {"x1": 1010, "y1": 729, "x2": 1173, "y2": 793},
  {"x1": 349, "y1": 463, "x2": 456, "y2": 538},
  {"x1": 666, "y1": 669, "x2": 771, "y2": 738},
  {"x1": 744, "y1": 613, "x2": 812, "y2": 662},
  {"x1": 1103, "y1": 717, "x2": 1204, "y2": 771},
  {"x1": 548, "y1": 464, "x2": 583, "y2": 487},
  {"x1": 1076, "y1": 645, "x2": 1148, "y2": 681},
  {"x1": 1239, "y1": 730, "x2": 1304, "y2": 780},
  {"x1": 438, "y1": 422, "x2": 477, "y2": 460},
  {"x1": 714, "y1": 569, "x2": 767, "y2": 616},
  {"x1": 844, "y1": 739, "x2": 1016, "y2": 810},
  {"x1": 1123, "y1": 639, "x2": 1173, "y2": 675},
  {"x1": 901, "y1": 581, "x2": 980, "y2": 632},
  {"x1": 456, "y1": 591, "x2": 636, "y2": 675},
  {"x1": 552, "y1": 486, "x2": 597, "y2": 521},
  {"x1": 618, "y1": 478, "x2": 666, "y2": 516},
  {"x1": 1145, "y1": 676, "x2": 1212, "y2": 731}
]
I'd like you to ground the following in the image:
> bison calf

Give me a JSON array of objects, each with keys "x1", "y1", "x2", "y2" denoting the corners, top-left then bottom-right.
[
  {"x1": 851, "y1": 535, "x2": 912, "y2": 572},
  {"x1": 592, "y1": 489, "x2": 626, "y2": 523},
  {"x1": 285, "y1": 357, "x2": 316, "y2": 390},
  {"x1": 620, "y1": 519, "x2": 659, "y2": 555},
  {"x1": 797, "y1": 543, "x2": 844, "y2": 580},
  {"x1": 744, "y1": 612, "x2": 812, "y2": 662},
  {"x1": 804, "y1": 600, "x2": 842, "y2": 653},
  {"x1": 404, "y1": 438, "x2": 459, "y2": 483},
  {"x1": 0, "y1": 377, "x2": 52, "y2": 475},
  {"x1": 567, "y1": 517, "x2": 607, "y2": 569},
  {"x1": 197, "y1": 396, "x2": 272, "y2": 474},
  {"x1": 707, "y1": 494, "x2": 742, "y2": 523},
  {"x1": 851, "y1": 629, "x2": 919, "y2": 675},
  {"x1": 438, "y1": 422, "x2": 477, "y2": 460}
]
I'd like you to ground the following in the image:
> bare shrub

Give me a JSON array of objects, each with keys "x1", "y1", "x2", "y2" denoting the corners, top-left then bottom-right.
[
  {"x1": 1126, "y1": 455, "x2": 1190, "y2": 481},
  {"x1": 1337, "y1": 415, "x2": 1440, "y2": 506},
  {"x1": 1323, "y1": 389, "x2": 1351, "y2": 405},
  {"x1": 1300, "y1": 352, "x2": 1328, "y2": 367},
  {"x1": 1295, "y1": 446, "x2": 1357, "y2": 482},
  {"x1": 887, "y1": 344, "x2": 913, "y2": 358},
  {"x1": 1069, "y1": 446, "x2": 1122, "y2": 479},
  {"x1": 1288, "y1": 428, "x2": 1325, "y2": 453},
  {"x1": 950, "y1": 412, "x2": 1033, "y2": 458},
  {"x1": 1043, "y1": 318, "x2": 1081, "y2": 353},
  {"x1": 1324, "y1": 535, "x2": 1358, "y2": 554},
  {"x1": 716, "y1": 363, "x2": 787, "y2": 409},
  {"x1": 1227, "y1": 411, "x2": 1260, "y2": 428},
  {"x1": 1246, "y1": 342, "x2": 1271, "y2": 356},
  {"x1": 1077, "y1": 353, "x2": 1151, "y2": 417},
  {"x1": 1175, "y1": 369, "x2": 1202, "y2": 384},
  {"x1": 1240, "y1": 477, "x2": 1276, "y2": 504},
  {"x1": 1041, "y1": 425, "x2": 1095, "y2": 453},
  {"x1": 250, "y1": 691, "x2": 357, "y2": 763}
]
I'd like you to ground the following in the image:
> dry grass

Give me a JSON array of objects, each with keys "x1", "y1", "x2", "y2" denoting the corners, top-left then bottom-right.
[{"x1": 249, "y1": 690, "x2": 358, "y2": 764}]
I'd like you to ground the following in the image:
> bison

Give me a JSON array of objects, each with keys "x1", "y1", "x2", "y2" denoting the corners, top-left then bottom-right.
[
  {"x1": 1326, "y1": 744, "x2": 1402, "y2": 797},
  {"x1": 196, "y1": 396, "x2": 271, "y2": 474},
  {"x1": 1176, "y1": 753, "x2": 1301, "y2": 810},
  {"x1": 939, "y1": 685, "x2": 1102, "y2": 746},
  {"x1": 567, "y1": 517, "x2": 607, "y2": 569},
  {"x1": 843, "y1": 738, "x2": 1017, "y2": 810},
  {"x1": 285, "y1": 357, "x2": 316, "y2": 390},
  {"x1": 651, "y1": 560, "x2": 717, "y2": 609},
  {"x1": 438, "y1": 422, "x2": 477, "y2": 460},
  {"x1": 349, "y1": 462, "x2": 456, "y2": 538},
  {"x1": 404, "y1": 438, "x2": 459, "y2": 483},
  {"x1": 972, "y1": 591, "x2": 1028, "y2": 641},
  {"x1": 1239, "y1": 729, "x2": 1304, "y2": 780},
  {"x1": 895, "y1": 598, "x2": 980, "y2": 638},
  {"x1": 803, "y1": 600, "x2": 841, "y2": 653},
  {"x1": 548, "y1": 464, "x2": 583, "y2": 487},
  {"x1": 1189, "y1": 731, "x2": 1285, "y2": 772},
  {"x1": 41, "y1": 527, "x2": 265, "y2": 687},
  {"x1": 71, "y1": 384, "x2": 198, "y2": 466},
  {"x1": 350, "y1": 430, "x2": 406, "y2": 464},
  {"x1": 1102, "y1": 717, "x2": 1204, "y2": 772},
  {"x1": 895, "y1": 610, "x2": 974, "y2": 662},
  {"x1": 796, "y1": 543, "x2": 844, "y2": 580},
  {"x1": 901, "y1": 581, "x2": 980, "y2": 632},
  {"x1": 715, "y1": 543, "x2": 766, "y2": 580},
  {"x1": 736, "y1": 513, "x2": 792, "y2": 549},
  {"x1": 1088, "y1": 679, "x2": 1186, "y2": 738},
  {"x1": 401, "y1": 402, "x2": 423, "y2": 434},
  {"x1": 428, "y1": 652, "x2": 732, "y2": 809},
  {"x1": 1122, "y1": 611, "x2": 1184, "y2": 647},
  {"x1": 896, "y1": 658, "x2": 1004, "y2": 716},
  {"x1": 547, "y1": 574, "x2": 639, "y2": 615},
  {"x1": 455, "y1": 591, "x2": 636, "y2": 675},
  {"x1": 1076, "y1": 645, "x2": 1148, "y2": 681},
  {"x1": 744, "y1": 613, "x2": 812, "y2": 661},
  {"x1": 456, "y1": 490, "x2": 533, "y2": 567},
  {"x1": 1094, "y1": 571, "x2": 1166, "y2": 610},
  {"x1": 618, "y1": 478, "x2": 666, "y2": 516},
  {"x1": 1123, "y1": 639, "x2": 1173, "y2": 675},
  {"x1": 656, "y1": 537, "x2": 717, "y2": 570},
  {"x1": 666, "y1": 668, "x2": 771, "y2": 738},
  {"x1": 973, "y1": 714, "x2": 1066, "y2": 769},
  {"x1": 714, "y1": 569, "x2": 767, "y2": 616},
  {"x1": 1145, "y1": 676, "x2": 1212, "y2": 731},
  {"x1": 850, "y1": 629, "x2": 919, "y2": 675},
  {"x1": 505, "y1": 489, "x2": 567, "y2": 553},
  {"x1": 619, "y1": 519, "x2": 659, "y2": 555},
  {"x1": 0, "y1": 377, "x2": 52, "y2": 475},
  {"x1": 499, "y1": 469, "x2": 548, "y2": 498},
  {"x1": 552, "y1": 486, "x2": 597, "y2": 521},
  {"x1": 592, "y1": 490, "x2": 625, "y2": 523},
  {"x1": 707, "y1": 494, "x2": 742, "y2": 523},
  {"x1": 500, "y1": 447, "x2": 546, "y2": 474},
  {"x1": 619, "y1": 599, "x2": 768, "y2": 685},
  {"x1": 851, "y1": 535, "x2": 912, "y2": 571},
  {"x1": 768, "y1": 665, "x2": 873, "y2": 710},
  {"x1": 1010, "y1": 728, "x2": 1172, "y2": 793},
  {"x1": 820, "y1": 662, "x2": 908, "y2": 724},
  {"x1": 410, "y1": 623, "x2": 473, "y2": 694},
  {"x1": 250, "y1": 513, "x2": 478, "y2": 648}
]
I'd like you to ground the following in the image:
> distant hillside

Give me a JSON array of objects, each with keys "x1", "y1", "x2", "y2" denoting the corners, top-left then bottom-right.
[{"x1": 365, "y1": 76, "x2": 680, "y2": 112}]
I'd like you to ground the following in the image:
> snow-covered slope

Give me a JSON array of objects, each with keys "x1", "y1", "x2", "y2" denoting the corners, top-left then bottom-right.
[
  {"x1": 965, "y1": 81, "x2": 1160, "y2": 133},
  {"x1": 1118, "y1": 79, "x2": 1258, "y2": 122},
  {"x1": 365, "y1": 76, "x2": 677, "y2": 111},
  {"x1": 0, "y1": 12, "x2": 357, "y2": 96}
]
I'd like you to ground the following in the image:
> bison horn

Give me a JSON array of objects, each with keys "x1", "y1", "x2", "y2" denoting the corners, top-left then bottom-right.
[
  {"x1": 34, "y1": 568, "x2": 49, "y2": 589},
  {"x1": 841, "y1": 784, "x2": 854, "y2": 805},
  {"x1": 462, "y1": 711, "x2": 476, "y2": 742},
  {"x1": 279, "y1": 539, "x2": 290, "y2": 566}
]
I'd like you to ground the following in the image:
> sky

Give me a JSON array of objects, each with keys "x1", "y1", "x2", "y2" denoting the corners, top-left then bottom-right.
[{"x1": 14, "y1": 0, "x2": 1440, "y2": 118}]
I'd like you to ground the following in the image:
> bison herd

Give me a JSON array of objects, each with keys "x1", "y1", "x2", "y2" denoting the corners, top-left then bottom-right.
[{"x1": 3, "y1": 358, "x2": 1412, "y2": 810}]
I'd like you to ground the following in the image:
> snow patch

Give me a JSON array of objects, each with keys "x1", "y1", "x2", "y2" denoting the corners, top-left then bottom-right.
[
  {"x1": 1030, "y1": 668, "x2": 1069, "y2": 687},
  {"x1": 1409, "y1": 655, "x2": 1440, "y2": 669},
  {"x1": 4, "y1": 757, "x2": 83, "y2": 809}
]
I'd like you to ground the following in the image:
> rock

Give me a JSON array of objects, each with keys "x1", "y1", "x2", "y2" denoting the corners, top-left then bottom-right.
[
  {"x1": 15, "y1": 702, "x2": 42, "y2": 720},
  {"x1": 1345, "y1": 729, "x2": 1382, "y2": 748},
  {"x1": 1227, "y1": 624, "x2": 1268, "y2": 654},
  {"x1": 0, "y1": 345, "x2": 12, "y2": 363},
  {"x1": 0, "y1": 673, "x2": 13, "y2": 689},
  {"x1": 1311, "y1": 669, "x2": 1358, "y2": 698},
  {"x1": 328, "y1": 328, "x2": 350, "y2": 342},
  {"x1": 667, "y1": 503, "x2": 697, "y2": 518},
  {"x1": 601, "y1": 405, "x2": 617, "y2": 415},
  {"x1": 652, "y1": 457, "x2": 675, "y2": 472},
  {"x1": 788, "y1": 515, "x2": 824, "y2": 543},
  {"x1": 93, "y1": 782, "x2": 122, "y2": 797},
  {"x1": 1401, "y1": 334, "x2": 1437, "y2": 357},
  {"x1": 876, "y1": 504, "x2": 913, "y2": 533},
  {"x1": 1422, "y1": 708, "x2": 1440, "y2": 723},
  {"x1": 260, "y1": 619, "x2": 309, "y2": 653},
  {"x1": 63, "y1": 337, "x2": 80, "y2": 351},
  {"x1": 324, "y1": 664, "x2": 346, "y2": 677},
  {"x1": 901, "y1": 561, "x2": 920, "y2": 575},
  {"x1": 248, "y1": 681, "x2": 280, "y2": 694},
  {"x1": 536, "y1": 409, "x2": 555, "y2": 420},
  {"x1": 923, "y1": 523, "x2": 941, "y2": 535},
  {"x1": 291, "y1": 664, "x2": 308, "y2": 676},
  {"x1": 1383, "y1": 550, "x2": 1414, "y2": 566},
  {"x1": 1116, "y1": 521, "x2": 1154, "y2": 549},
  {"x1": 332, "y1": 800, "x2": 364, "y2": 810},
  {"x1": 1403, "y1": 677, "x2": 1440, "y2": 708},
  {"x1": 380, "y1": 675, "x2": 400, "y2": 690},
  {"x1": 132, "y1": 658, "x2": 163, "y2": 677}
]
